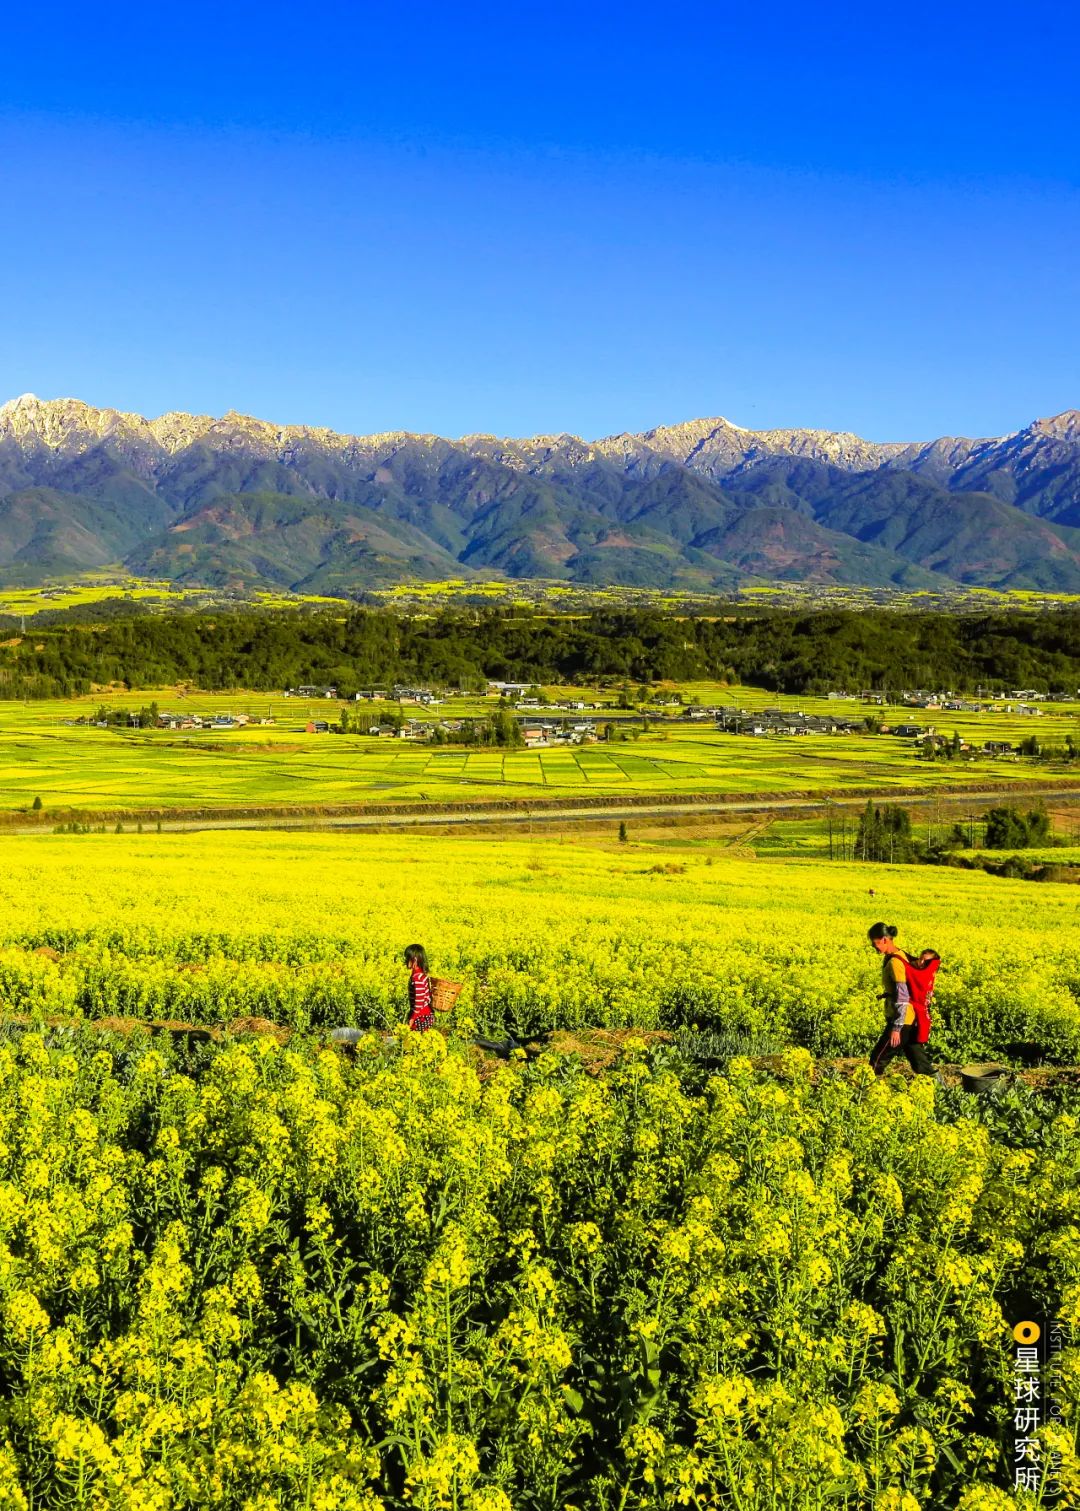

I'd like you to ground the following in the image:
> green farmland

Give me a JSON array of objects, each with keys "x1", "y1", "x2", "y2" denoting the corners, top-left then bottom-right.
[{"x1": 3, "y1": 693, "x2": 1079, "y2": 818}]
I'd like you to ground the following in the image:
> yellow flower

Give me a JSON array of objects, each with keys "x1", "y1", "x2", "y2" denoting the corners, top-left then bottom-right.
[
  {"x1": 423, "y1": 1226, "x2": 473, "y2": 1292},
  {"x1": 874, "y1": 1491, "x2": 922, "y2": 1511},
  {"x1": 3, "y1": 1290, "x2": 50, "y2": 1344}
]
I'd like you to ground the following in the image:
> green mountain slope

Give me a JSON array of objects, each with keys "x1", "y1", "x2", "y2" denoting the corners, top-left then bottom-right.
[
  {"x1": 126, "y1": 493, "x2": 469, "y2": 590},
  {"x1": 689, "y1": 506, "x2": 944, "y2": 588},
  {"x1": 818, "y1": 475, "x2": 1080, "y2": 590},
  {"x1": 0, "y1": 487, "x2": 174, "y2": 585},
  {"x1": 721, "y1": 458, "x2": 1080, "y2": 589}
]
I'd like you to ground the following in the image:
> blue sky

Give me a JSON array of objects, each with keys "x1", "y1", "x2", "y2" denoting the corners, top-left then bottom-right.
[{"x1": 0, "y1": 0, "x2": 1077, "y2": 441}]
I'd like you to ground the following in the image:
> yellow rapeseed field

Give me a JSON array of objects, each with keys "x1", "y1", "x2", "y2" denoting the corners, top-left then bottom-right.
[
  {"x1": 0, "y1": 830, "x2": 1077, "y2": 1508},
  {"x1": 0, "y1": 830, "x2": 1077, "y2": 1061}
]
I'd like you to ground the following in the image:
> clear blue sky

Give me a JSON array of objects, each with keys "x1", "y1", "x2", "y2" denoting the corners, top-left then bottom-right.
[{"x1": 1, "y1": 0, "x2": 1077, "y2": 442}]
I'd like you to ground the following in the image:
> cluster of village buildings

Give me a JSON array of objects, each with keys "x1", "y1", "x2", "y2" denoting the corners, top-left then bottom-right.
[
  {"x1": 715, "y1": 707, "x2": 863, "y2": 737},
  {"x1": 712, "y1": 706, "x2": 1022, "y2": 754},
  {"x1": 308, "y1": 716, "x2": 602, "y2": 746},
  {"x1": 156, "y1": 711, "x2": 275, "y2": 731},
  {"x1": 72, "y1": 711, "x2": 276, "y2": 730},
  {"x1": 73, "y1": 679, "x2": 1076, "y2": 753},
  {"x1": 288, "y1": 684, "x2": 447, "y2": 706},
  {"x1": 857, "y1": 688, "x2": 1064, "y2": 713},
  {"x1": 287, "y1": 681, "x2": 614, "y2": 711}
]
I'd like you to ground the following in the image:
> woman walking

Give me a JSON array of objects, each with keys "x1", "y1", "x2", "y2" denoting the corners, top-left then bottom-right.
[{"x1": 867, "y1": 922, "x2": 935, "y2": 1076}]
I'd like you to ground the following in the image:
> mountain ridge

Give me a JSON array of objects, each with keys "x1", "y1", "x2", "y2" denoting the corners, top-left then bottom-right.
[
  {"x1": 2, "y1": 394, "x2": 1079, "y2": 594},
  {"x1": 0, "y1": 392, "x2": 1023, "y2": 465}
]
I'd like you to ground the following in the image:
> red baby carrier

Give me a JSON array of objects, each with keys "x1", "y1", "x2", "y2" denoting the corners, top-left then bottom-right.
[{"x1": 902, "y1": 951, "x2": 940, "y2": 1044}]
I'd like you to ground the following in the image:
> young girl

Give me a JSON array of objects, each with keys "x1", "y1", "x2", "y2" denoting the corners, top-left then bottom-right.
[{"x1": 404, "y1": 944, "x2": 435, "y2": 1033}]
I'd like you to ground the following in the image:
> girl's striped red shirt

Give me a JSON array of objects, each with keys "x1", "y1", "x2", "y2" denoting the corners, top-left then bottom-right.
[{"x1": 408, "y1": 964, "x2": 433, "y2": 1025}]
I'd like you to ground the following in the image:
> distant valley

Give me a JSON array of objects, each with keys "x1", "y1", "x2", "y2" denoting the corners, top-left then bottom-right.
[{"x1": 2, "y1": 394, "x2": 1079, "y2": 594}]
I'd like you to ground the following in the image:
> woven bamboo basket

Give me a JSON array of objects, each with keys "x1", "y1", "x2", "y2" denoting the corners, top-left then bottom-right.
[{"x1": 430, "y1": 977, "x2": 464, "y2": 1014}]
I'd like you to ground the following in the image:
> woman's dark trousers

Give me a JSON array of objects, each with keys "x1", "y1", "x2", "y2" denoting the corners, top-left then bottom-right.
[{"x1": 869, "y1": 1024, "x2": 935, "y2": 1076}]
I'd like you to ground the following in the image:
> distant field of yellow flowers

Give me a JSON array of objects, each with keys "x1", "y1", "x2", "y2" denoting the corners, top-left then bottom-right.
[{"x1": 0, "y1": 829, "x2": 1077, "y2": 1507}]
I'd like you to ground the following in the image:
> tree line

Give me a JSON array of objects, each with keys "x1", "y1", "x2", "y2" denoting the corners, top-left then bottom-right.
[
  {"x1": 844, "y1": 800, "x2": 1063, "y2": 870},
  {"x1": 0, "y1": 604, "x2": 1078, "y2": 699}
]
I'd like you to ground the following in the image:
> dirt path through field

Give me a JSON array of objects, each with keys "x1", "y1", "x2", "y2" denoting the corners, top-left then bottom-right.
[{"x1": 4, "y1": 1012, "x2": 1078, "y2": 1093}]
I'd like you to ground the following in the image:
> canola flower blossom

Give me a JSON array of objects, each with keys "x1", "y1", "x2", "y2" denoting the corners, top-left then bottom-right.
[{"x1": 0, "y1": 1023, "x2": 1072, "y2": 1506}]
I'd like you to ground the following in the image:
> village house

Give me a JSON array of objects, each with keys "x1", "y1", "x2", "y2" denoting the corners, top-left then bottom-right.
[{"x1": 206, "y1": 712, "x2": 249, "y2": 728}]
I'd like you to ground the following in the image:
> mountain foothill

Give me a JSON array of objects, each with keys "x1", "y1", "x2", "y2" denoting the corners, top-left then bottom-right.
[{"x1": 1, "y1": 394, "x2": 1079, "y2": 594}]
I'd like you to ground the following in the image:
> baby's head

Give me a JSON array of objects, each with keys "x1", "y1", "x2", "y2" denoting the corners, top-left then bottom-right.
[{"x1": 917, "y1": 949, "x2": 940, "y2": 966}]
